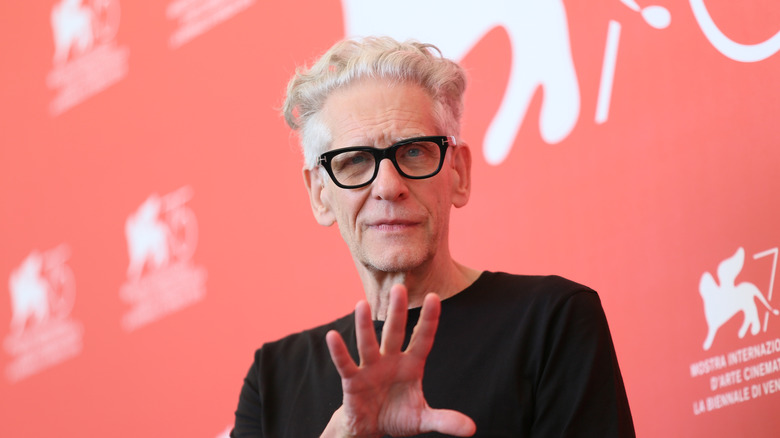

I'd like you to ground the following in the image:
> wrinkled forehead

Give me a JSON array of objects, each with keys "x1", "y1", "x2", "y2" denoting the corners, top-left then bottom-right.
[{"x1": 318, "y1": 78, "x2": 439, "y2": 150}]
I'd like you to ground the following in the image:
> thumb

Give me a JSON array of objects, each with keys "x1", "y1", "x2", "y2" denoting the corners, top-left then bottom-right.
[{"x1": 420, "y1": 408, "x2": 476, "y2": 437}]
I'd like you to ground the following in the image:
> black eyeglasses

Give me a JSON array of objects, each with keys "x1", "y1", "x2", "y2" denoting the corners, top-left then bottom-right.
[{"x1": 317, "y1": 136, "x2": 455, "y2": 189}]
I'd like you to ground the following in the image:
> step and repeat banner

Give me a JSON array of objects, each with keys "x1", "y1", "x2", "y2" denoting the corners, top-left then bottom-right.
[{"x1": 1, "y1": 1, "x2": 778, "y2": 436}]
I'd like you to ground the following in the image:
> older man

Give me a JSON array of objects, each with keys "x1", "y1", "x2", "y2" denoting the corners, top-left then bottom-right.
[{"x1": 233, "y1": 37, "x2": 635, "y2": 437}]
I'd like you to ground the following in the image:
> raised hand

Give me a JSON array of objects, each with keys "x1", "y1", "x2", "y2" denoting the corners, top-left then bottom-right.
[{"x1": 321, "y1": 284, "x2": 476, "y2": 438}]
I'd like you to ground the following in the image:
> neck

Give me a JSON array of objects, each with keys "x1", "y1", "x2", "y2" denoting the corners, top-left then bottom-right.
[{"x1": 355, "y1": 256, "x2": 481, "y2": 320}]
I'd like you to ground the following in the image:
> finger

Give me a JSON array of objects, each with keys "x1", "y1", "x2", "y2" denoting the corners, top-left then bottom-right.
[
  {"x1": 406, "y1": 293, "x2": 441, "y2": 359},
  {"x1": 325, "y1": 330, "x2": 359, "y2": 378},
  {"x1": 380, "y1": 284, "x2": 409, "y2": 354},
  {"x1": 420, "y1": 408, "x2": 477, "y2": 437},
  {"x1": 354, "y1": 300, "x2": 380, "y2": 365}
]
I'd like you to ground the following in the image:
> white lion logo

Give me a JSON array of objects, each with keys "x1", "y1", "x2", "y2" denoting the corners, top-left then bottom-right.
[
  {"x1": 8, "y1": 247, "x2": 75, "y2": 335},
  {"x1": 125, "y1": 187, "x2": 198, "y2": 281},
  {"x1": 125, "y1": 194, "x2": 170, "y2": 280},
  {"x1": 51, "y1": 0, "x2": 95, "y2": 65},
  {"x1": 699, "y1": 247, "x2": 780, "y2": 350},
  {"x1": 51, "y1": 0, "x2": 122, "y2": 65}
]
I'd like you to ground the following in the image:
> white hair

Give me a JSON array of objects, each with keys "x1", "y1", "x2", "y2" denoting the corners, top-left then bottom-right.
[{"x1": 282, "y1": 36, "x2": 467, "y2": 169}]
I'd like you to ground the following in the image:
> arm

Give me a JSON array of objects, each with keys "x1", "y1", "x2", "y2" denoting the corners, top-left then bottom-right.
[
  {"x1": 232, "y1": 360, "x2": 264, "y2": 438},
  {"x1": 531, "y1": 290, "x2": 635, "y2": 437},
  {"x1": 321, "y1": 284, "x2": 476, "y2": 438}
]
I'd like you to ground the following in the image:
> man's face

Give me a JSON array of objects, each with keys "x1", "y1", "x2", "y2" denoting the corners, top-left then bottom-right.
[{"x1": 303, "y1": 78, "x2": 471, "y2": 274}]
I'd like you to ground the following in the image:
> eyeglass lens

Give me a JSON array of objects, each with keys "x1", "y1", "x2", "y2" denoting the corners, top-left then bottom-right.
[{"x1": 330, "y1": 140, "x2": 442, "y2": 187}]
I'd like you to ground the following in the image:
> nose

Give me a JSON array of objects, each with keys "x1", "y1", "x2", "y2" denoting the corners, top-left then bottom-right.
[{"x1": 371, "y1": 159, "x2": 408, "y2": 201}]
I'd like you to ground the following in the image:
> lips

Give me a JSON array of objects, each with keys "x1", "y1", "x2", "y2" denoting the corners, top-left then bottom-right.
[{"x1": 365, "y1": 218, "x2": 421, "y2": 231}]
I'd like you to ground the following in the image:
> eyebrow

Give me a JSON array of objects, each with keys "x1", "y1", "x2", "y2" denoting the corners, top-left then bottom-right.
[
  {"x1": 378, "y1": 135, "x2": 431, "y2": 147},
  {"x1": 333, "y1": 133, "x2": 431, "y2": 150}
]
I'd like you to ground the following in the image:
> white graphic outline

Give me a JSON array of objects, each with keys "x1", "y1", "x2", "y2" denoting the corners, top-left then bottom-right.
[
  {"x1": 342, "y1": 0, "x2": 580, "y2": 165},
  {"x1": 342, "y1": 0, "x2": 672, "y2": 164},
  {"x1": 690, "y1": 0, "x2": 780, "y2": 62},
  {"x1": 596, "y1": 20, "x2": 622, "y2": 125}
]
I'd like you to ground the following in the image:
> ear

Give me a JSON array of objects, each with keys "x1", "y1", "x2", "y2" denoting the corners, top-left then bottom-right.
[
  {"x1": 449, "y1": 142, "x2": 472, "y2": 208},
  {"x1": 303, "y1": 167, "x2": 336, "y2": 226}
]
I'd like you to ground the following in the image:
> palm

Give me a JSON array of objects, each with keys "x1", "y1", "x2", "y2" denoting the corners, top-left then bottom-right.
[
  {"x1": 340, "y1": 350, "x2": 427, "y2": 436},
  {"x1": 324, "y1": 285, "x2": 475, "y2": 437}
]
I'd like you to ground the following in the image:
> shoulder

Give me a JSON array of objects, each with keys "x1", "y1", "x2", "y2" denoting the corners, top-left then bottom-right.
[
  {"x1": 473, "y1": 273, "x2": 617, "y2": 366},
  {"x1": 470, "y1": 271, "x2": 601, "y2": 310},
  {"x1": 480, "y1": 271, "x2": 592, "y2": 291},
  {"x1": 443, "y1": 271, "x2": 607, "y2": 335}
]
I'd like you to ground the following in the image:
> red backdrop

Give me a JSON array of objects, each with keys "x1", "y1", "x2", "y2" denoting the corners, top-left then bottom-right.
[{"x1": 1, "y1": 1, "x2": 779, "y2": 436}]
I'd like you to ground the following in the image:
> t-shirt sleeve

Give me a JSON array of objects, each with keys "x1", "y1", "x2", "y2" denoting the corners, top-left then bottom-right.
[
  {"x1": 530, "y1": 289, "x2": 635, "y2": 437},
  {"x1": 231, "y1": 350, "x2": 264, "y2": 438}
]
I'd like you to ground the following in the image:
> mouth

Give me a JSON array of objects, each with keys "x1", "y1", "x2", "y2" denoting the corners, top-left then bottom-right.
[{"x1": 366, "y1": 219, "x2": 420, "y2": 232}]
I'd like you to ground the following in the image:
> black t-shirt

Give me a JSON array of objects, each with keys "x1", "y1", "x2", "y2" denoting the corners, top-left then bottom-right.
[{"x1": 233, "y1": 272, "x2": 635, "y2": 437}]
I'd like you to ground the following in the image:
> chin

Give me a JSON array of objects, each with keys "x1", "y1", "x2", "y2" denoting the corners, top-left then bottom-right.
[{"x1": 362, "y1": 248, "x2": 430, "y2": 274}]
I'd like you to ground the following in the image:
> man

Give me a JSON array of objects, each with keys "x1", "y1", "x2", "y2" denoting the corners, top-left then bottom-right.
[{"x1": 233, "y1": 37, "x2": 635, "y2": 437}]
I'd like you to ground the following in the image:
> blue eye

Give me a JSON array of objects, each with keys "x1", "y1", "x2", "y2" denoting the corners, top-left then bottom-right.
[
  {"x1": 398, "y1": 142, "x2": 435, "y2": 160},
  {"x1": 331, "y1": 150, "x2": 374, "y2": 175},
  {"x1": 406, "y1": 147, "x2": 423, "y2": 157},
  {"x1": 349, "y1": 155, "x2": 368, "y2": 164}
]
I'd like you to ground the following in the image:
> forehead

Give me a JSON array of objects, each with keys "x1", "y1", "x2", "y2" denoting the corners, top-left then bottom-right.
[{"x1": 319, "y1": 78, "x2": 438, "y2": 149}]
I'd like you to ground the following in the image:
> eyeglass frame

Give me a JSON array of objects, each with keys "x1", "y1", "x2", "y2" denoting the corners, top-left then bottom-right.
[{"x1": 316, "y1": 135, "x2": 456, "y2": 189}]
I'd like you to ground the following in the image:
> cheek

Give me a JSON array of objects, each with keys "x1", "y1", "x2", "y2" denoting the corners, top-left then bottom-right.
[
  {"x1": 326, "y1": 191, "x2": 364, "y2": 226},
  {"x1": 416, "y1": 191, "x2": 445, "y2": 228}
]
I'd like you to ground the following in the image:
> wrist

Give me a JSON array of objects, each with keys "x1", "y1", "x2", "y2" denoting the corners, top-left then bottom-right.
[{"x1": 320, "y1": 406, "x2": 381, "y2": 438}]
